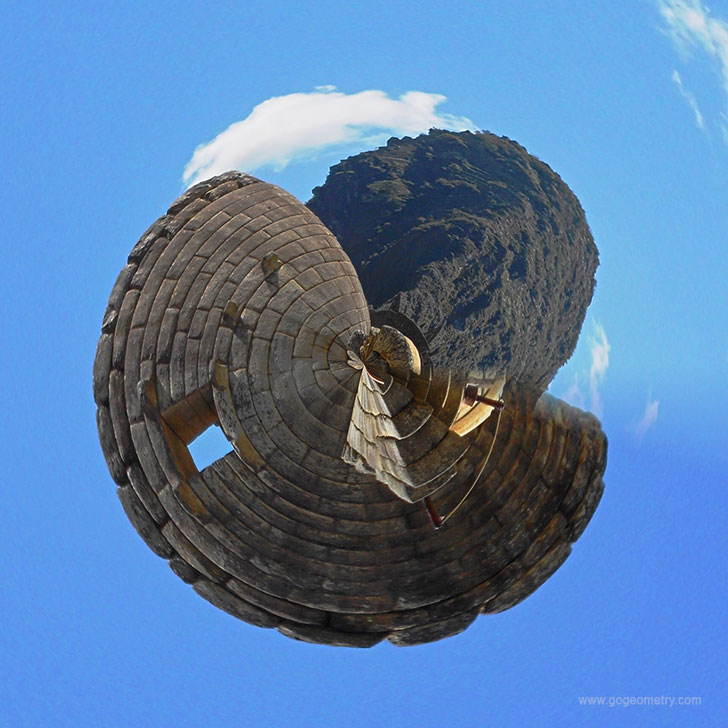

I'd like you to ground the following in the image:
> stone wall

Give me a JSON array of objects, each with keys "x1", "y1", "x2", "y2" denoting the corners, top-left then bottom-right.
[{"x1": 94, "y1": 172, "x2": 606, "y2": 646}]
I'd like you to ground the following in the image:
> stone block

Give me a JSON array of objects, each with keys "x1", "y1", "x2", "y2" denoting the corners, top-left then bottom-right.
[
  {"x1": 111, "y1": 289, "x2": 139, "y2": 370},
  {"x1": 193, "y1": 580, "x2": 279, "y2": 628},
  {"x1": 176, "y1": 272, "x2": 212, "y2": 331},
  {"x1": 166, "y1": 195, "x2": 209, "y2": 224},
  {"x1": 126, "y1": 461, "x2": 167, "y2": 524},
  {"x1": 128, "y1": 217, "x2": 171, "y2": 264},
  {"x1": 155, "y1": 308, "x2": 180, "y2": 365},
  {"x1": 168, "y1": 555, "x2": 202, "y2": 584},
  {"x1": 117, "y1": 485, "x2": 172, "y2": 558},
  {"x1": 106, "y1": 263, "x2": 137, "y2": 313},
  {"x1": 483, "y1": 541, "x2": 572, "y2": 614},
  {"x1": 92, "y1": 333, "x2": 113, "y2": 406},
  {"x1": 168, "y1": 256, "x2": 207, "y2": 310},
  {"x1": 96, "y1": 406, "x2": 126, "y2": 485},
  {"x1": 225, "y1": 577, "x2": 327, "y2": 626},
  {"x1": 278, "y1": 622, "x2": 386, "y2": 648},
  {"x1": 267, "y1": 279, "x2": 306, "y2": 316},
  {"x1": 161, "y1": 518, "x2": 228, "y2": 584},
  {"x1": 567, "y1": 475, "x2": 605, "y2": 542},
  {"x1": 387, "y1": 608, "x2": 479, "y2": 646},
  {"x1": 108, "y1": 369, "x2": 134, "y2": 464},
  {"x1": 130, "y1": 236, "x2": 167, "y2": 291}
]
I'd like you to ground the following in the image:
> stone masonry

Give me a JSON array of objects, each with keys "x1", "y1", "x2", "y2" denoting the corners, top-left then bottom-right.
[{"x1": 94, "y1": 171, "x2": 607, "y2": 647}]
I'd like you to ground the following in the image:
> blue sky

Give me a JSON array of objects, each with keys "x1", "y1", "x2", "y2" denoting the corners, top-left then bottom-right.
[{"x1": 1, "y1": 1, "x2": 726, "y2": 726}]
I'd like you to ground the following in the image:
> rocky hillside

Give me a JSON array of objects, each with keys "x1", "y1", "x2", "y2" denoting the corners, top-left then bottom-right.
[{"x1": 307, "y1": 129, "x2": 598, "y2": 396}]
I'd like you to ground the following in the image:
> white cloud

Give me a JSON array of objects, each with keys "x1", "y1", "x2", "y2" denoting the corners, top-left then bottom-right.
[
  {"x1": 561, "y1": 377, "x2": 586, "y2": 410},
  {"x1": 183, "y1": 87, "x2": 474, "y2": 187},
  {"x1": 554, "y1": 320, "x2": 610, "y2": 418},
  {"x1": 557, "y1": 321, "x2": 610, "y2": 417},
  {"x1": 658, "y1": 0, "x2": 728, "y2": 139},
  {"x1": 671, "y1": 69, "x2": 706, "y2": 128},
  {"x1": 588, "y1": 322, "x2": 610, "y2": 418},
  {"x1": 634, "y1": 395, "x2": 660, "y2": 444}
]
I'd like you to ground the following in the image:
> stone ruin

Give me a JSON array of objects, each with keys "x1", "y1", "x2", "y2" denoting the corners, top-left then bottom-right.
[{"x1": 94, "y1": 133, "x2": 606, "y2": 647}]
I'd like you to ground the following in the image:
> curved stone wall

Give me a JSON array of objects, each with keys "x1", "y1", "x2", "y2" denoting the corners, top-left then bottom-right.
[{"x1": 94, "y1": 172, "x2": 607, "y2": 646}]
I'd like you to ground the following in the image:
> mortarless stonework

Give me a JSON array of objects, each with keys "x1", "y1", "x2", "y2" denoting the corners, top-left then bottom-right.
[{"x1": 94, "y1": 169, "x2": 607, "y2": 647}]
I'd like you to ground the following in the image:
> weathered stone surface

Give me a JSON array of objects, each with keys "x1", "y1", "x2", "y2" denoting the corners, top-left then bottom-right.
[
  {"x1": 482, "y1": 541, "x2": 573, "y2": 614},
  {"x1": 168, "y1": 555, "x2": 202, "y2": 584},
  {"x1": 92, "y1": 334, "x2": 113, "y2": 406},
  {"x1": 95, "y1": 158, "x2": 607, "y2": 648},
  {"x1": 387, "y1": 608, "x2": 480, "y2": 646},
  {"x1": 193, "y1": 579, "x2": 281, "y2": 628},
  {"x1": 96, "y1": 406, "x2": 127, "y2": 485},
  {"x1": 117, "y1": 485, "x2": 173, "y2": 558},
  {"x1": 277, "y1": 622, "x2": 386, "y2": 648}
]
